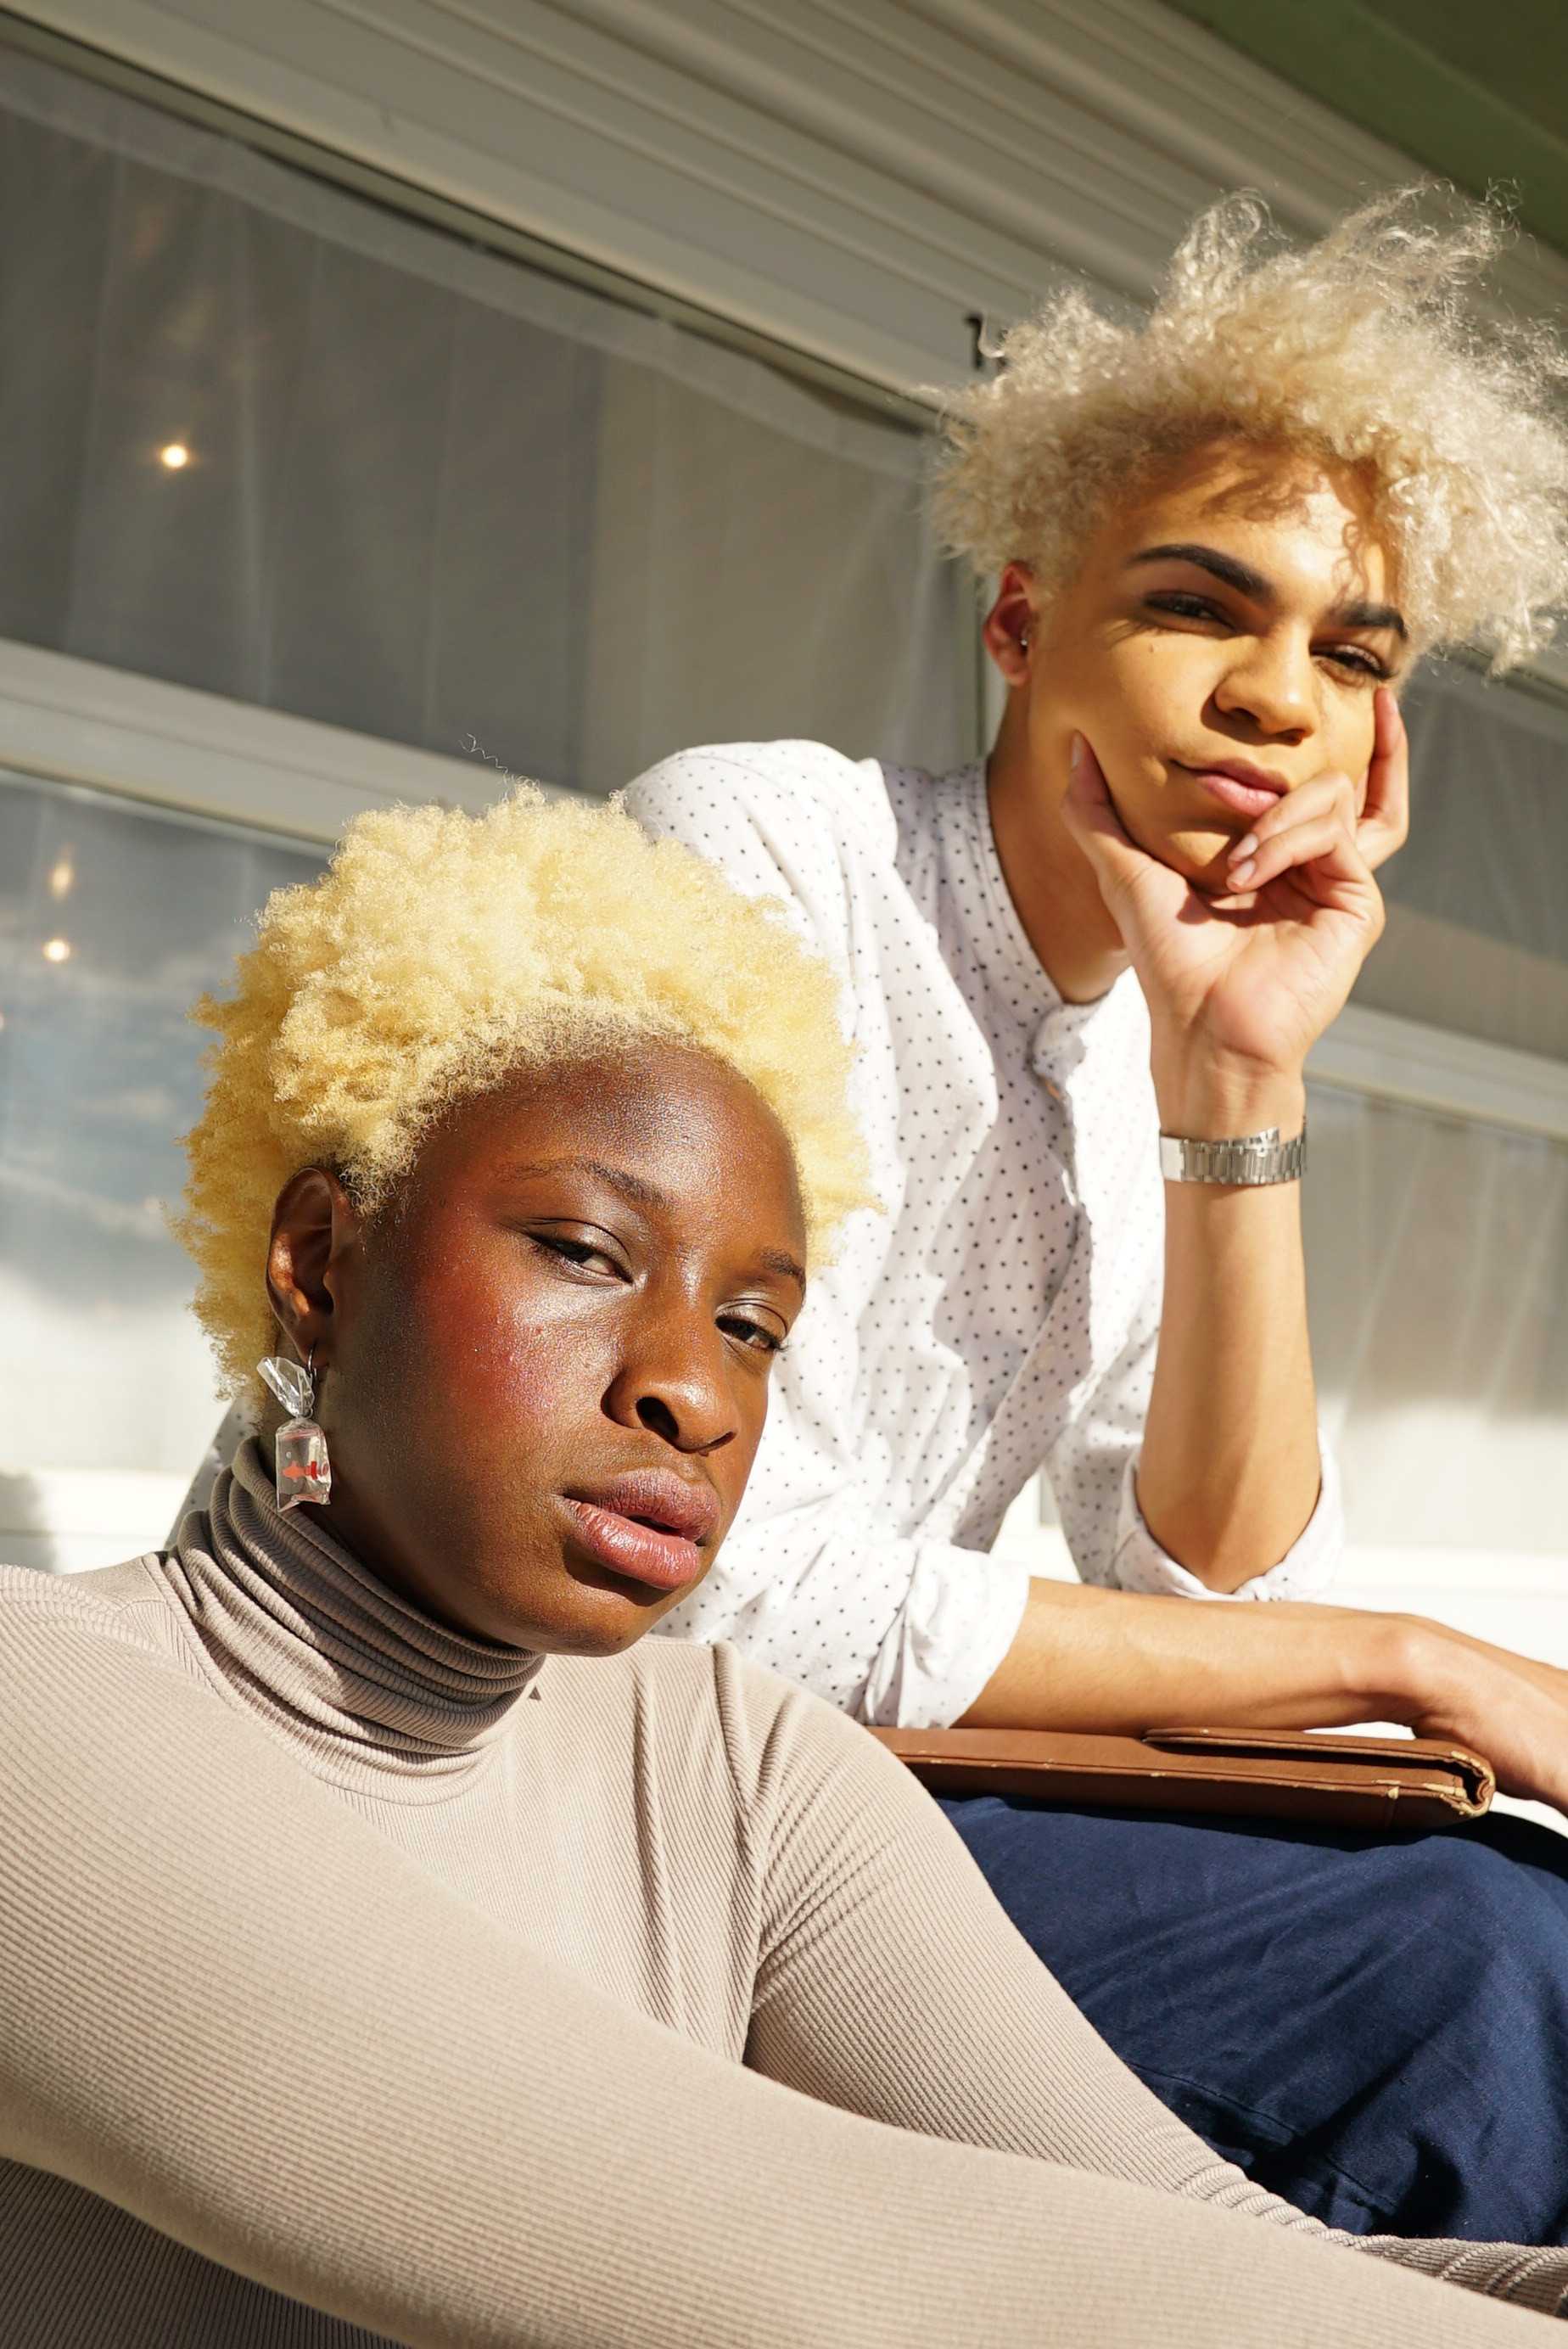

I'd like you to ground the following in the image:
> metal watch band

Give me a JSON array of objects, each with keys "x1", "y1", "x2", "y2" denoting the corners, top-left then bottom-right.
[{"x1": 1158, "y1": 1122, "x2": 1307, "y2": 1186}]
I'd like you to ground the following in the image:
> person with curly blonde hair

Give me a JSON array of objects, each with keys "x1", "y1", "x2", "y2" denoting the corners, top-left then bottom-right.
[
  {"x1": 622, "y1": 187, "x2": 1568, "y2": 2241},
  {"x1": 176, "y1": 787, "x2": 872, "y2": 1404},
  {"x1": 14, "y1": 787, "x2": 1568, "y2": 2346}
]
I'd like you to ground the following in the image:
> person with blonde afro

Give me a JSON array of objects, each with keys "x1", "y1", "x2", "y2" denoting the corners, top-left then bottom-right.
[
  {"x1": 19, "y1": 786, "x2": 1568, "y2": 2346},
  {"x1": 621, "y1": 186, "x2": 1568, "y2": 2240}
]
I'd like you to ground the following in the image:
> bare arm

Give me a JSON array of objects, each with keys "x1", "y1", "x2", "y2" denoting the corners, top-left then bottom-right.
[
  {"x1": 1060, "y1": 694, "x2": 1408, "y2": 1592},
  {"x1": 1136, "y1": 1064, "x2": 1320, "y2": 1589},
  {"x1": 959, "y1": 1578, "x2": 1406, "y2": 1734},
  {"x1": 956, "y1": 1570, "x2": 1568, "y2": 1824}
]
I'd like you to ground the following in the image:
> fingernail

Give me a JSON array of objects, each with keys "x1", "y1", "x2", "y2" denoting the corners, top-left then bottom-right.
[
  {"x1": 1229, "y1": 857, "x2": 1256, "y2": 885},
  {"x1": 1068, "y1": 732, "x2": 1086, "y2": 775},
  {"x1": 1229, "y1": 833, "x2": 1258, "y2": 862}
]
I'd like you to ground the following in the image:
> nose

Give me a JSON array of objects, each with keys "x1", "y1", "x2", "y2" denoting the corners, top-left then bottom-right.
[
  {"x1": 602, "y1": 1315, "x2": 737, "y2": 1459},
  {"x1": 1212, "y1": 626, "x2": 1318, "y2": 743}
]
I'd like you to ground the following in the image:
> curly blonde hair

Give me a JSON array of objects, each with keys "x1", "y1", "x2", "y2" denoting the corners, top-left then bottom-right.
[
  {"x1": 932, "y1": 188, "x2": 1568, "y2": 670},
  {"x1": 177, "y1": 788, "x2": 873, "y2": 1399}
]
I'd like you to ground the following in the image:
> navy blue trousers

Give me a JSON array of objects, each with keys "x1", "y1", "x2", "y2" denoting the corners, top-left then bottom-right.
[{"x1": 940, "y1": 1794, "x2": 1568, "y2": 2244}]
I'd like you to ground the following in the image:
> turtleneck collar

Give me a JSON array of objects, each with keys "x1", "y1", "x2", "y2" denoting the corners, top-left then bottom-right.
[{"x1": 156, "y1": 1438, "x2": 544, "y2": 1788}]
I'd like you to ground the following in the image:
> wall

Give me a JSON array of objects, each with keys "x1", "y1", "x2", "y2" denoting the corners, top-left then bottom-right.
[{"x1": 13, "y1": 1, "x2": 1566, "y2": 367}]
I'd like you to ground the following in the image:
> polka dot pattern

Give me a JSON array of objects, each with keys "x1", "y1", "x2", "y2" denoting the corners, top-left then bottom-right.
[{"x1": 624, "y1": 743, "x2": 1342, "y2": 1730}]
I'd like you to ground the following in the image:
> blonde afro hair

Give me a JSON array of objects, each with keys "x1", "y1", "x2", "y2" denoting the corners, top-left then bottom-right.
[
  {"x1": 177, "y1": 788, "x2": 873, "y2": 1399},
  {"x1": 932, "y1": 188, "x2": 1568, "y2": 670}
]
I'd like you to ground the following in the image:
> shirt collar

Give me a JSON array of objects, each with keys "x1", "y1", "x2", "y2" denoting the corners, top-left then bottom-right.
[{"x1": 939, "y1": 760, "x2": 1130, "y2": 1057}]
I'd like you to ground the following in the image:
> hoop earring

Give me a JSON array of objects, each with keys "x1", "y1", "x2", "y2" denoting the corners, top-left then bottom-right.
[{"x1": 257, "y1": 1345, "x2": 333, "y2": 1511}]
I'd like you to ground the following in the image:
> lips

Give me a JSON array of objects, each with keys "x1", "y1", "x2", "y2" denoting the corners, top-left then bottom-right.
[
  {"x1": 1177, "y1": 759, "x2": 1290, "y2": 822},
  {"x1": 559, "y1": 1469, "x2": 720, "y2": 1595}
]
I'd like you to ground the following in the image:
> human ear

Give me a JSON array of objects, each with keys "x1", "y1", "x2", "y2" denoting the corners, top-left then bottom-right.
[
  {"x1": 982, "y1": 561, "x2": 1039, "y2": 687},
  {"x1": 265, "y1": 1168, "x2": 361, "y2": 1369}
]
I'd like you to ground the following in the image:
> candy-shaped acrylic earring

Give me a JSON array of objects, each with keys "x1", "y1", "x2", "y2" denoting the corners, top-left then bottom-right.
[{"x1": 256, "y1": 1347, "x2": 333, "y2": 1511}]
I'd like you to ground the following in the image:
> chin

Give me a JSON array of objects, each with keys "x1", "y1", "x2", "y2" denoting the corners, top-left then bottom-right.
[
  {"x1": 1102, "y1": 770, "x2": 1240, "y2": 893},
  {"x1": 1147, "y1": 819, "x2": 1246, "y2": 894},
  {"x1": 524, "y1": 1563, "x2": 687, "y2": 1657}
]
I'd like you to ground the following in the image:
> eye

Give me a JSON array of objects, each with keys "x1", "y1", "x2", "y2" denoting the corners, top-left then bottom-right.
[
  {"x1": 718, "y1": 1310, "x2": 788, "y2": 1357},
  {"x1": 1319, "y1": 643, "x2": 1390, "y2": 682},
  {"x1": 1145, "y1": 590, "x2": 1229, "y2": 626},
  {"x1": 529, "y1": 1231, "x2": 625, "y2": 1280}
]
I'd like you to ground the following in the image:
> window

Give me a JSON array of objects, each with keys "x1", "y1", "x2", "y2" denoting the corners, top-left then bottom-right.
[
  {"x1": 0, "y1": 770, "x2": 323, "y2": 1567},
  {"x1": 0, "y1": 36, "x2": 977, "y2": 1571},
  {"x1": 0, "y1": 42, "x2": 977, "y2": 792},
  {"x1": 3, "y1": 31, "x2": 1563, "y2": 1617},
  {"x1": 1367, "y1": 659, "x2": 1568, "y2": 1061}
]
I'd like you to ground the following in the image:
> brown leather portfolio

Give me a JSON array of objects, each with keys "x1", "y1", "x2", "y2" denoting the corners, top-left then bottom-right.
[{"x1": 872, "y1": 1724, "x2": 1495, "y2": 1832}]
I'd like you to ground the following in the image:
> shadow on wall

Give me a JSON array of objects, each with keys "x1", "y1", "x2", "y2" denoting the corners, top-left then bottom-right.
[{"x1": 0, "y1": 1472, "x2": 57, "y2": 1574}]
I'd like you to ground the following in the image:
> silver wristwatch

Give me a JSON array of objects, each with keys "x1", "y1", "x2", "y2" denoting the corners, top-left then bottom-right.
[{"x1": 1158, "y1": 1122, "x2": 1307, "y2": 1186}]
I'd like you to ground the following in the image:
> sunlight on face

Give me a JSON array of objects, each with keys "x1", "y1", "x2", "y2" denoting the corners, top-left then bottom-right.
[
  {"x1": 308, "y1": 1042, "x2": 808, "y2": 1657},
  {"x1": 1016, "y1": 440, "x2": 1406, "y2": 890}
]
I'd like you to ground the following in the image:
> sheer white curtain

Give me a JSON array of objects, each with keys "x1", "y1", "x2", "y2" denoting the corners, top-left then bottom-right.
[
  {"x1": 1302, "y1": 1085, "x2": 1567, "y2": 1558},
  {"x1": 0, "y1": 771, "x2": 324, "y2": 1569},
  {"x1": 1303, "y1": 662, "x2": 1568, "y2": 1568},
  {"x1": 0, "y1": 45, "x2": 976, "y2": 792},
  {"x1": 0, "y1": 39, "x2": 974, "y2": 1572},
  {"x1": 1363, "y1": 661, "x2": 1568, "y2": 1061}
]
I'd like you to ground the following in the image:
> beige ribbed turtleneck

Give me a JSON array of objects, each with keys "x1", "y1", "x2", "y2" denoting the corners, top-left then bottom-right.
[{"x1": 0, "y1": 1442, "x2": 1564, "y2": 2347}]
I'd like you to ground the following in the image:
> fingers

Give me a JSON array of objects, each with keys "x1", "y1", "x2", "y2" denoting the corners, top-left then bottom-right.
[
  {"x1": 1226, "y1": 771, "x2": 1364, "y2": 893},
  {"x1": 1059, "y1": 733, "x2": 1153, "y2": 901},
  {"x1": 1225, "y1": 695, "x2": 1409, "y2": 894},
  {"x1": 1357, "y1": 687, "x2": 1411, "y2": 873},
  {"x1": 1229, "y1": 816, "x2": 1364, "y2": 894},
  {"x1": 1061, "y1": 732, "x2": 1133, "y2": 846}
]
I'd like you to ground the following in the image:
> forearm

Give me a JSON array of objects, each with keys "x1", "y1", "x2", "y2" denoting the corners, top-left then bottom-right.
[
  {"x1": 0, "y1": 1613, "x2": 1313, "y2": 2349},
  {"x1": 14, "y1": 1620, "x2": 1554, "y2": 2349},
  {"x1": 753, "y1": 1715, "x2": 1568, "y2": 2327},
  {"x1": 957, "y1": 1576, "x2": 1417, "y2": 1734},
  {"x1": 959, "y1": 1574, "x2": 1568, "y2": 1817},
  {"x1": 1138, "y1": 1063, "x2": 1320, "y2": 1589}
]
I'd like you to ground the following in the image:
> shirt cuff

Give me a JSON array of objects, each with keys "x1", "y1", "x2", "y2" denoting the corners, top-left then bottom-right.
[
  {"x1": 857, "y1": 1544, "x2": 1033, "y2": 1730},
  {"x1": 1108, "y1": 1438, "x2": 1343, "y2": 1602}
]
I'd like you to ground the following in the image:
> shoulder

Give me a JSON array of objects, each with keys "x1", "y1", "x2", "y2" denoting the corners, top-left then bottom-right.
[
  {"x1": 0, "y1": 1556, "x2": 203, "y2": 1716},
  {"x1": 624, "y1": 741, "x2": 899, "y2": 883},
  {"x1": 624, "y1": 1635, "x2": 898, "y2": 1814},
  {"x1": 574, "y1": 1633, "x2": 871, "y2": 1764},
  {"x1": 0, "y1": 1554, "x2": 165, "y2": 1636},
  {"x1": 626, "y1": 744, "x2": 955, "y2": 995},
  {"x1": 0, "y1": 1553, "x2": 188, "y2": 1647},
  {"x1": 535, "y1": 1642, "x2": 936, "y2": 1898}
]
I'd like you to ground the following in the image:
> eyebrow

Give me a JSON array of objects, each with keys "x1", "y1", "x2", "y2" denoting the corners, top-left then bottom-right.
[
  {"x1": 753, "y1": 1247, "x2": 808, "y2": 1292},
  {"x1": 1336, "y1": 597, "x2": 1408, "y2": 640},
  {"x1": 498, "y1": 1155, "x2": 669, "y2": 1211},
  {"x1": 496, "y1": 1156, "x2": 807, "y2": 1292},
  {"x1": 1127, "y1": 542, "x2": 1408, "y2": 641}
]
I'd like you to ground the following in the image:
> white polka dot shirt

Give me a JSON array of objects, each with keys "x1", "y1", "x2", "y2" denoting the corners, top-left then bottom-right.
[{"x1": 625, "y1": 743, "x2": 1344, "y2": 1730}]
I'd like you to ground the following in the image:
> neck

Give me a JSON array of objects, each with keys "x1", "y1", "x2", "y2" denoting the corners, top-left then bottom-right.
[
  {"x1": 162, "y1": 1439, "x2": 543, "y2": 1780},
  {"x1": 984, "y1": 694, "x2": 1129, "y2": 1006}
]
